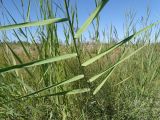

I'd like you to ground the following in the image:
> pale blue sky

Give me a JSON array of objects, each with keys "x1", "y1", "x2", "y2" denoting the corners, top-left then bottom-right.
[{"x1": 1, "y1": 0, "x2": 160, "y2": 42}]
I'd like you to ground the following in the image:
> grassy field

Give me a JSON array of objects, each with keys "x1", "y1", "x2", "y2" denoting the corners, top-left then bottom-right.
[{"x1": 0, "y1": 0, "x2": 160, "y2": 119}]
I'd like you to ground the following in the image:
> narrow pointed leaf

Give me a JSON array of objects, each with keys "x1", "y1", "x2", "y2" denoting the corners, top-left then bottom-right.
[
  {"x1": 65, "y1": 88, "x2": 90, "y2": 95},
  {"x1": 89, "y1": 45, "x2": 146, "y2": 83},
  {"x1": 36, "y1": 88, "x2": 90, "y2": 98},
  {"x1": 4, "y1": 42, "x2": 34, "y2": 77},
  {"x1": 2, "y1": 75, "x2": 84, "y2": 104},
  {"x1": 114, "y1": 76, "x2": 132, "y2": 86},
  {"x1": 0, "y1": 18, "x2": 68, "y2": 31},
  {"x1": 88, "y1": 70, "x2": 106, "y2": 82},
  {"x1": 26, "y1": 0, "x2": 30, "y2": 22},
  {"x1": 75, "y1": 0, "x2": 109, "y2": 38},
  {"x1": 93, "y1": 45, "x2": 146, "y2": 95},
  {"x1": 93, "y1": 68, "x2": 115, "y2": 95},
  {"x1": 0, "y1": 53, "x2": 77, "y2": 74},
  {"x1": 82, "y1": 20, "x2": 160, "y2": 66},
  {"x1": 13, "y1": 30, "x2": 31, "y2": 60}
]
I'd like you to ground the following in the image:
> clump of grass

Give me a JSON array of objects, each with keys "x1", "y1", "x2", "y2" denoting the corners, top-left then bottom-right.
[{"x1": 0, "y1": 0, "x2": 160, "y2": 119}]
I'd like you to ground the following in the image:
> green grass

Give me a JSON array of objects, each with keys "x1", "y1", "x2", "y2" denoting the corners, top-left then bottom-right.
[{"x1": 0, "y1": 0, "x2": 160, "y2": 119}]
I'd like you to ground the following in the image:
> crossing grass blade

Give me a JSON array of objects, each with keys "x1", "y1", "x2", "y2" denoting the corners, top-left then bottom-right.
[
  {"x1": 13, "y1": 30, "x2": 32, "y2": 60},
  {"x1": 0, "y1": 53, "x2": 77, "y2": 74},
  {"x1": 88, "y1": 45, "x2": 146, "y2": 83},
  {"x1": 74, "y1": 0, "x2": 109, "y2": 38},
  {"x1": 1, "y1": 0, "x2": 160, "y2": 118},
  {"x1": 93, "y1": 67, "x2": 115, "y2": 95},
  {"x1": 114, "y1": 75, "x2": 132, "y2": 86},
  {"x1": 16, "y1": 78, "x2": 34, "y2": 93},
  {"x1": 36, "y1": 88, "x2": 90, "y2": 98},
  {"x1": 0, "y1": 18, "x2": 68, "y2": 31},
  {"x1": 93, "y1": 45, "x2": 146, "y2": 95},
  {"x1": 82, "y1": 20, "x2": 160, "y2": 67},
  {"x1": 4, "y1": 41, "x2": 34, "y2": 77},
  {"x1": 88, "y1": 70, "x2": 106, "y2": 82},
  {"x1": 2, "y1": 75, "x2": 84, "y2": 104}
]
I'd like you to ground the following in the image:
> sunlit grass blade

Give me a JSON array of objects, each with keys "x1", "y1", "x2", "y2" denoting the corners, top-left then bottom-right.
[
  {"x1": 0, "y1": 53, "x2": 77, "y2": 74},
  {"x1": 110, "y1": 45, "x2": 147, "y2": 68},
  {"x1": 36, "y1": 88, "x2": 90, "y2": 98},
  {"x1": 97, "y1": 43, "x2": 103, "y2": 54},
  {"x1": 82, "y1": 20, "x2": 160, "y2": 66},
  {"x1": 93, "y1": 45, "x2": 146, "y2": 95},
  {"x1": 114, "y1": 75, "x2": 132, "y2": 86},
  {"x1": 93, "y1": 67, "x2": 115, "y2": 95},
  {"x1": 82, "y1": 35, "x2": 133, "y2": 66},
  {"x1": 2, "y1": 75, "x2": 84, "y2": 104},
  {"x1": 0, "y1": 18, "x2": 68, "y2": 31},
  {"x1": 88, "y1": 70, "x2": 106, "y2": 82},
  {"x1": 74, "y1": 0, "x2": 109, "y2": 38},
  {"x1": 88, "y1": 45, "x2": 146, "y2": 83}
]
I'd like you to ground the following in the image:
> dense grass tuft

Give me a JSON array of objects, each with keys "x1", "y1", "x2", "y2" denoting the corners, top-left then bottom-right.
[{"x1": 0, "y1": 0, "x2": 160, "y2": 119}]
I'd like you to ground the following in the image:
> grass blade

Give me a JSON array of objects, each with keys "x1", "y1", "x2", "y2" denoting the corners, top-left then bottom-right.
[
  {"x1": 93, "y1": 45, "x2": 146, "y2": 95},
  {"x1": 16, "y1": 78, "x2": 34, "y2": 93},
  {"x1": 88, "y1": 45, "x2": 146, "y2": 83},
  {"x1": 88, "y1": 70, "x2": 107, "y2": 82},
  {"x1": 82, "y1": 20, "x2": 160, "y2": 66},
  {"x1": 26, "y1": 0, "x2": 30, "y2": 22},
  {"x1": 0, "y1": 53, "x2": 77, "y2": 74},
  {"x1": 2, "y1": 75, "x2": 84, "y2": 104},
  {"x1": 114, "y1": 76, "x2": 132, "y2": 86},
  {"x1": 4, "y1": 41, "x2": 34, "y2": 77},
  {"x1": 74, "y1": 0, "x2": 109, "y2": 38},
  {"x1": 93, "y1": 67, "x2": 115, "y2": 95},
  {"x1": 0, "y1": 18, "x2": 68, "y2": 31},
  {"x1": 13, "y1": 30, "x2": 32, "y2": 60},
  {"x1": 36, "y1": 88, "x2": 90, "y2": 98}
]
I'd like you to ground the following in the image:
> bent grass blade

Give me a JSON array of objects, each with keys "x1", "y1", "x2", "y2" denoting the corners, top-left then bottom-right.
[
  {"x1": 0, "y1": 53, "x2": 77, "y2": 74},
  {"x1": 88, "y1": 45, "x2": 146, "y2": 83},
  {"x1": 2, "y1": 75, "x2": 84, "y2": 104},
  {"x1": 82, "y1": 20, "x2": 160, "y2": 67},
  {"x1": 92, "y1": 45, "x2": 147, "y2": 95}
]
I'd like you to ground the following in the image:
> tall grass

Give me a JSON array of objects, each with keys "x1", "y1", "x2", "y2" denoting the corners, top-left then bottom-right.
[{"x1": 0, "y1": 0, "x2": 160, "y2": 119}]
